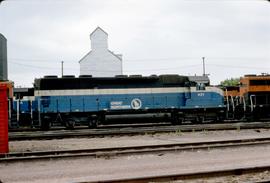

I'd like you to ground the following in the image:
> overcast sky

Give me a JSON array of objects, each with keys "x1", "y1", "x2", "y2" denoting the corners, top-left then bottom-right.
[{"x1": 0, "y1": 0, "x2": 269, "y2": 87}]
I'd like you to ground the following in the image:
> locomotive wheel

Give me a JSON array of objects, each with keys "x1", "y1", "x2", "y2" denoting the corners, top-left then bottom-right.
[
  {"x1": 215, "y1": 116, "x2": 222, "y2": 122},
  {"x1": 66, "y1": 120, "x2": 75, "y2": 130},
  {"x1": 246, "y1": 115, "x2": 255, "y2": 122},
  {"x1": 199, "y1": 116, "x2": 205, "y2": 123},
  {"x1": 191, "y1": 116, "x2": 202, "y2": 124},
  {"x1": 215, "y1": 114, "x2": 224, "y2": 122},
  {"x1": 41, "y1": 117, "x2": 51, "y2": 131},
  {"x1": 171, "y1": 112, "x2": 182, "y2": 125},
  {"x1": 88, "y1": 119, "x2": 97, "y2": 128}
]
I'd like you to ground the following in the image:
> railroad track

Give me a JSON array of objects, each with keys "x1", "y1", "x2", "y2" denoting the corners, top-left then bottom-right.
[
  {"x1": 11, "y1": 119, "x2": 270, "y2": 133},
  {"x1": 9, "y1": 122, "x2": 172, "y2": 132},
  {"x1": 8, "y1": 119, "x2": 258, "y2": 133},
  {"x1": 9, "y1": 121, "x2": 270, "y2": 141},
  {"x1": 80, "y1": 165, "x2": 270, "y2": 183},
  {"x1": 2, "y1": 136, "x2": 270, "y2": 162}
]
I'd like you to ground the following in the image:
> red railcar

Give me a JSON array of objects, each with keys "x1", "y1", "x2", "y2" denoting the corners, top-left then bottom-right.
[{"x1": 0, "y1": 84, "x2": 9, "y2": 154}]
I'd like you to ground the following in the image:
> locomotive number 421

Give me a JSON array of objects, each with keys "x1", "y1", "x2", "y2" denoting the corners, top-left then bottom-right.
[{"x1": 197, "y1": 93, "x2": 205, "y2": 97}]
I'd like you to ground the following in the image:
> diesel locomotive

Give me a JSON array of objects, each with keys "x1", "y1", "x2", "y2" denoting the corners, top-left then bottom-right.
[
  {"x1": 11, "y1": 74, "x2": 225, "y2": 129},
  {"x1": 10, "y1": 74, "x2": 270, "y2": 130},
  {"x1": 224, "y1": 74, "x2": 270, "y2": 121}
]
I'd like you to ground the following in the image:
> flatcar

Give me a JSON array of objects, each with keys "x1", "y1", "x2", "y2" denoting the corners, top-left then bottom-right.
[{"x1": 33, "y1": 74, "x2": 225, "y2": 129}]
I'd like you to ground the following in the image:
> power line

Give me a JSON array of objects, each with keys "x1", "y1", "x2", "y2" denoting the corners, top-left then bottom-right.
[
  {"x1": 208, "y1": 64, "x2": 270, "y2": 70},
  {"x1": 80, "y1": 64, "x2": 201, "y2": 72},
  {"x1": 9, "y1": 56, "x2": 269, "y2": 63},
  {"x1": 9, "y1": 61, "x2": 270, "y2": 73},
  {"x1": 9, "y1": 60, "x2": 201, "y2": 72},
  {"x1": 9, "y1": 57, "x2": 74, "y2": 63},
  {"x1": 8, "y1": 54, "x2": 270, "y2": 73},
  {"x1": 9, "y1": 61, "x2": 60, "y2": 70}
]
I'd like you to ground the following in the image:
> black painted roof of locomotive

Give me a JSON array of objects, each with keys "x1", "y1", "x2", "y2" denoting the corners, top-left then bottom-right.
[
  {"x1": 34, "y1": 75, "x2": 192, "y2": 90},
  {"x1": 14, "y1": 87, "x2": 34, "y2": 98}
]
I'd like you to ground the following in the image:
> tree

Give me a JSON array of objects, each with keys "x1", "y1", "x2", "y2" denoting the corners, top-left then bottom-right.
[{"x1": 220, "y1": 78, "x2": 240, "y2": 86}]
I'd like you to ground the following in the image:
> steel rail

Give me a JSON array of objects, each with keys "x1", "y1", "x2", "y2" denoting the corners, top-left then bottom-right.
[
  {"x1": 2, "y1": 137, "x2": 270, "y2": 162},
  {"x1": 9, "y1": 122, "x2": 171, "y2": 132},
  {"x1": 9, "y1": 122, "x2": 270, "y2": 141},
  {"x1": 78, "y1": 165, "x2": 270, "y2": 183},
  {"x1": 8, "y1": 119, "x2": 263, "y2": 133}
]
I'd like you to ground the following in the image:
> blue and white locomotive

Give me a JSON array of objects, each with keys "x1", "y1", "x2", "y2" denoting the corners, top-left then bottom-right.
[{"x1": 30, "y1": 74, "x2": 225, "y2": 130}]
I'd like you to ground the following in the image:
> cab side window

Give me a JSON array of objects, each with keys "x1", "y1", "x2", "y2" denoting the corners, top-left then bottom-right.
[{"x1": 196, "y1": 83, "x2": 206, "y2": 91}]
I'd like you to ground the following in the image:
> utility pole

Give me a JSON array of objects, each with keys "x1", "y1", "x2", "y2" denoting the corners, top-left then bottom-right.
[
  {"x1": 61, "y1": 61, "x2": 64, "y2": 77},
  {"x1": 202, "y1": 57, "x2": 205, "y2": 76}
]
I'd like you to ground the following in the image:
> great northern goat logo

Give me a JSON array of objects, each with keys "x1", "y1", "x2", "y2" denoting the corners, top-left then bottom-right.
[{"x1": 131, "y1": 98, "x2": 142, "y2": 109}]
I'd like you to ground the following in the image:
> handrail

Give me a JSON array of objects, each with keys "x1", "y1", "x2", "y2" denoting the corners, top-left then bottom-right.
[
  {"x1": 243, "y1": 96, "x2": 246, "y2": 112},
  {"x1": 230, "y1": 96, "x2": 235, "y2": 112},
  {"x1": 16, "y1": 100, "x2": 19, "y2": 122},
  {"x1": 250, "y1": 95, "x2": 255, "y2": 112},
  {"x1": 225, "y1": 89, "x2": 229, "y2": 111}
]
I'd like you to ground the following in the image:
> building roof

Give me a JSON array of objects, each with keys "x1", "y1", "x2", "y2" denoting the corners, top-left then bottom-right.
[
  {"x1": 78, "y1": 49, "x2": 122, "y2": 64},
  {"x1": 0, "y1": 33, "x2": 6, "y2": 40},
  {"x1": 78, "y1": 51, "x2": 92, "y2": 63},
  {"x1": 79, "y1": 27, "x2": 122, "y2": 63},
  {"x1": 90, "y1": 26, "x2": 108, "y2": 37},
  {"x1": 108, "y1": 50, "x2": 122, "y2": 61}
]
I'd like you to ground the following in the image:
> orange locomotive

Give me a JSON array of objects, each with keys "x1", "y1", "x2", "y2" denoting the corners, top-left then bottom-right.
[
  {"x1": 223, "y1": 74, "x2": 270, "y2": 120},
  {"x1": 239, "y1": 74, "x2": 270, "y2": 120}
]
